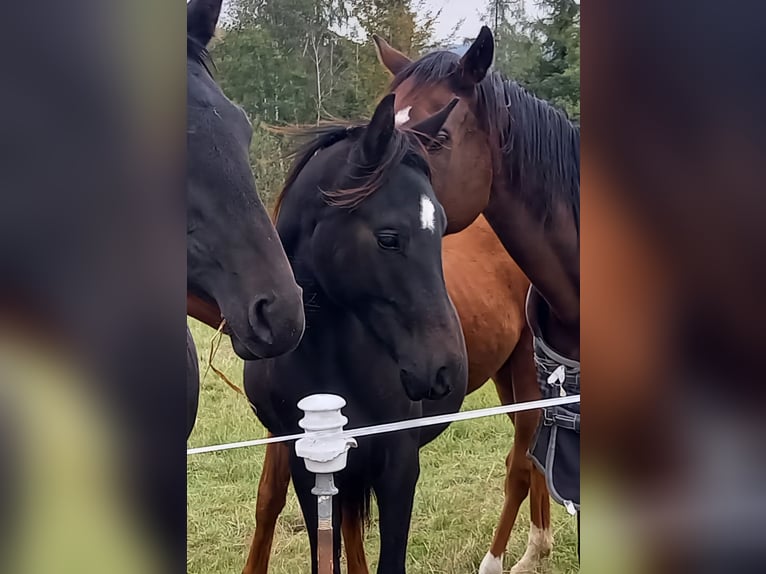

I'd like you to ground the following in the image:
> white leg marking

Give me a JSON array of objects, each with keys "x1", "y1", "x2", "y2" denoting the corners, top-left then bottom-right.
[
  {"x1": 419, "y1": 194, "x2": 436, "y2": 232},
  {"x1": 394, "y1": 105, "x2": 412, "y2": 126},
  {"x1": 509, "y1": 525, "x2": 554, "y2": 574},
  {"x1": 479, "y1": 551, "x2": 503, "y2": 574}
]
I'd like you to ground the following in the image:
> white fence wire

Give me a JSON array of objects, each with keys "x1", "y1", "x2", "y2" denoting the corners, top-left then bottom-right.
[{"x1": 187, "y1": 394, "x2": 580, "y2": 456}]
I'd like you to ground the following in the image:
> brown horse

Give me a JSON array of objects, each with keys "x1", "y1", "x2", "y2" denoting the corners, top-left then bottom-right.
[
  {"x1": 241, "y1": 216, "x2": 553, "y2": 574},
  {"x1": 373, "y1": 27, "x2": 580, "y2": 567},
  {"x1": 375, "y1": 27, "x2": 579, "y2": 359}
]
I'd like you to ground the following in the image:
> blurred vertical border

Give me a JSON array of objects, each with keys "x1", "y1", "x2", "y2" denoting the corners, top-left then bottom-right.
[
  {"x1": 0, "y1": 1, "x2": 186, "y2": 573},
  {"x1": 583, "y1": 1, "x2": 766, "y2": 573}
]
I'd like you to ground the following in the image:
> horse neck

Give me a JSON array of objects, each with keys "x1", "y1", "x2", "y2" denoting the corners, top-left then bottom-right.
[
  {"x1": 481, "y1": 98, "x2": 580, "y2": 357},
  {"x1": 484, "y1": 179, "x2": 579, "y2": 359}
]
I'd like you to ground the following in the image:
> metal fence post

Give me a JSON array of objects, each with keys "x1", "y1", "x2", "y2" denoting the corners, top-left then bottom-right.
[{"x1": 295, "y1": 394, "x2": 357, "y2": 574}]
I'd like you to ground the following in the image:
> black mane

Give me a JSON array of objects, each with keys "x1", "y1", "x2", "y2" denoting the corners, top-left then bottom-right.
[
  {"x1": 275, "y1": 122, "x2": 432, "y2": 215},
  {"x1": 187, "y1": 35, "x2": 214, "y2": 77},
  {"x1": 392, "y1": 50, "x2": 580, "y2": 231}
]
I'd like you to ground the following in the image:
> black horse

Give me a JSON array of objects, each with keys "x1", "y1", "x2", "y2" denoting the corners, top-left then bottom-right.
[
  {"x1": 244, "y1": 94, "x2": 468, "y2": 574},
  {"x1": 186, "y1": 0, "x2": 305, "y2": 437}
]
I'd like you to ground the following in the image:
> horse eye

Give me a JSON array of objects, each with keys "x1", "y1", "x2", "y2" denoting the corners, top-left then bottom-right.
[
  {"x1": 376, "y1": 232, "x2": 400, "y2": 251},
  {"x1": 428, "y1": 130, "x2": 450, "y2": 150}
]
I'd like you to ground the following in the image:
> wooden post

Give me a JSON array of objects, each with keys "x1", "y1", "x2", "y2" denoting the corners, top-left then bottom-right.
[{"x1": 312, "y1": 473, "x2": 338, "y2": 574}]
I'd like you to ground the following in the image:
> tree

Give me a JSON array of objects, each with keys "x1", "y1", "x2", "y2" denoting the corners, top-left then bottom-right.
[
  {"x1": 527, "y1": 0, "x2": 580, "y2": 119},
  {"x1": 484, "y1": 0, "x2": 541, "y2": 84},
  {"x1": 213, "y1": 0, "x2": 351, "y2": 125},
  {"x1": 347, "y1": 0, "x2": 440, "y2": 115},
  {"x1": 484, "y1": 0, "x2": 580, "y2": 119}
]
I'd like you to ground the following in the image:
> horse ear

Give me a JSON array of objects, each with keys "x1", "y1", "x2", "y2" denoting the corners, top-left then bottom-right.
[
  {"x1": 373, "y1": 34, "x2": 412, "y2": 76},
  {"x1": 187, "y1": 0, "x2": 223, "y2": 47},
  {"x1": 409, "y1": 99, "x2": 460, "y2": 144},
  {"x1": 452, "y1": 26, "x2": 494, "y2": 94},
  {"x1": 362, "y1": 94, "x2": 396, "y2": 162}
]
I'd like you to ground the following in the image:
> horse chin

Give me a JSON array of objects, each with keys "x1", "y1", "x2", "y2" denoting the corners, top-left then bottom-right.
[
  {"x1": 228, "y1": 321, "x2": 303, "y2": 361},
  {"x1": 228, "y1": 332, "x2": 262, "y2": 361},
  {"x1": 401, "y1": 384, "x2": 426, "y2": 402}
]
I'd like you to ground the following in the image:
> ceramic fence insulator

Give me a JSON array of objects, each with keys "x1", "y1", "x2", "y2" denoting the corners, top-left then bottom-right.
[{"x1": 295, "y1": 394, "x2": 357, "y2": 574}]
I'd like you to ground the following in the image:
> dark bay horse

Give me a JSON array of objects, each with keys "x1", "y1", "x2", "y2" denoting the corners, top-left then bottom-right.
[
  {"x1": 186, "y1": 0, "x2": 305, "y2": 436},
  {"x1": 242, "y1": 217, "x2": 553, "y2": 574},
  {"x1": 374, "y1": 30, "x2": 580, "y2": 571},
  {"x1": 243, "y1": 94, "x2": 468, "y2": 574},
  {"x1": 376, "y1": 28, "x2": 580, "y2": 360}
]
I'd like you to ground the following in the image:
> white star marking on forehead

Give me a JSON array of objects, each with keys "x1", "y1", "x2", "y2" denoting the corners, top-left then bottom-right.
[
  {"x1": 394, "y1": 106, "x2": 412, "y2": 127},
  {"x1": 420, "y1": 195, "x2": 436, "y2": 233}
]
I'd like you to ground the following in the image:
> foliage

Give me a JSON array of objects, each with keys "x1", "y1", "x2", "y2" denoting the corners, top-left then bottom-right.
[
  {"x1": 247, "y1": 122, "x2": 291, "y2": 209},
  {"x1": 485, "y1": 0, "x2": 580, "y2": 120},
  {"x1": 482, "y1": 0, "x2": 542, "y2": 84},
  {"x1": 207, "y1": 0, "x2": 580, "y2": 207},
  {"x1": 528, "y1": 0, "x2": 580, "y2": 119}
]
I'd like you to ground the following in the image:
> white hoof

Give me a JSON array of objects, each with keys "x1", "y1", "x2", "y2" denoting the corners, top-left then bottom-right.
[
  {"x1": 509, "y1": 559, "x2": 535, "y2": 574},
  {"x1": 479, "y1": 551, "x2": 503, "y2": 574},
  {"x1": 510, "y1": 525, "x2": 554, "y2": 574}
]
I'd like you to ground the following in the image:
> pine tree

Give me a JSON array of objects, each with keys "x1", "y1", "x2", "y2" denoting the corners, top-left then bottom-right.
[{"x1": 528, "y1": 0, "x2": 580, "y2": 119}]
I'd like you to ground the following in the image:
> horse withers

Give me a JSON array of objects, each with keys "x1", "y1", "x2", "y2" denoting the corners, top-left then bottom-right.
[{"x1": 244, "y1": 94, "x2": 467, "y2": 574}]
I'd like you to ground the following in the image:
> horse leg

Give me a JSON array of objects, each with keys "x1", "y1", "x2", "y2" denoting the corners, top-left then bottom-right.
[
  {"x1": 479, "y1": 329, "x2": 552, "y2": 574},
  {"x1": 478, "y1": 357, "x2": 516, "y2": 574},
  {"x1": 509, "y1": 329, "x2": 553, "y2": 574},
  {"x1": 373, "y1": 441, "x2": 419, "y2": 574},
  {"x1": 342, "y1": 502, "x2": 370, "y2": 574},
  {"x1": 515, "y1": 467, "x2": 553, "y2": 574},
  {"x1": 480, "y1": 434, "x2": 532, "y2": 573},
  {"x1": 289, "y1": 452, "x2": 343, "y2": 574},
  {"x1": 242, "y1": 439, "x2": 292, "y2": 574}
]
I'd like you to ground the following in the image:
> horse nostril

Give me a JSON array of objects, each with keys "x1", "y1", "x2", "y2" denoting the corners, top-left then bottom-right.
[
  {"x1": 430, "y1": 366, "x2": 452, "y2": 399},
  {"x1": 249, "y1": 297, "x2": 275, "y2": 345},
  {"x1": 400, "y1": 369, "x2": 428, "y2": 401}
]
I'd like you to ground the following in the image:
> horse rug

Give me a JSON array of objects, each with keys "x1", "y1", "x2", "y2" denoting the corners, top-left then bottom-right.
[{"x1": 528, "y1": 334, "x2": 580, "y2": 513}]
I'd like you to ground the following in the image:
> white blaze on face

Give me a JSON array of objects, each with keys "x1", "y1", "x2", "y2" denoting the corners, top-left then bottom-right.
[
  {"x1": 394, "y1": 105, "x2": 412, "y2": 127},
  {"x1": 419, "y1": 194, "x2": 436, "y2": 233}
]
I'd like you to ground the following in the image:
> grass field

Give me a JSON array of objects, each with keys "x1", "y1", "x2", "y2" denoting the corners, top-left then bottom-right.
[{"x1": 187, "y1": 319, "x2": 579, "y2": 574}]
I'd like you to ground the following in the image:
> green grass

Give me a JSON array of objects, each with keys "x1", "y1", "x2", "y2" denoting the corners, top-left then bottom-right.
[{"x1": 187, "y1": 319, "x2": 579, "y2": 573}]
